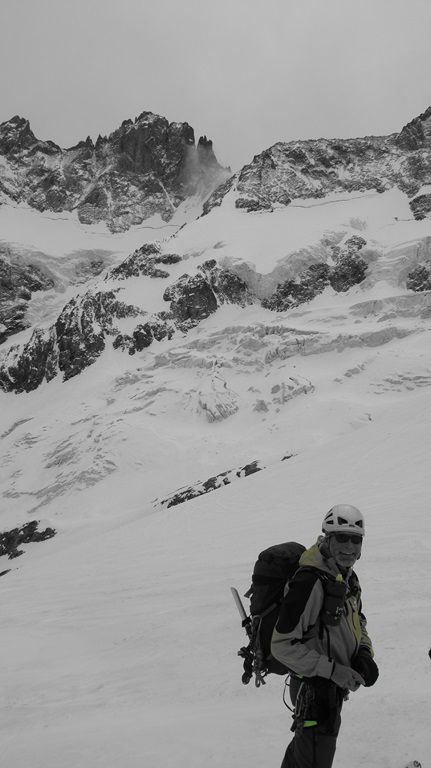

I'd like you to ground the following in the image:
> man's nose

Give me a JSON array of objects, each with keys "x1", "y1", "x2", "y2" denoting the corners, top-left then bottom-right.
[{"x1": 343, "y1": 542, "x2": 356, "y2": 551}]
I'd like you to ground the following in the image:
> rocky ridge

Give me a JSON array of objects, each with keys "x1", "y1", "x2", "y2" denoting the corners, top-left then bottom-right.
[
  {"x1": 3, "y1": 108, "x2": 431, "y2": 395},
  {"x1": 203, "y1": 106, "x2": 431, "y2": 215},
  {"x1": 0, "y1": 113, "x2": 229, "y2": 232},
  {"x1": 2, "y1": 216, "x2": 431, "y2": 394},
  {"x1": 0, "y1": 251, "x2": 254, "y2": 392},
  {"x1": 0, "y1": 111, "x2": 229, "y2": 345},
  {"x1": 152, "y1": 452, "x2": 295, "y2": 510}
]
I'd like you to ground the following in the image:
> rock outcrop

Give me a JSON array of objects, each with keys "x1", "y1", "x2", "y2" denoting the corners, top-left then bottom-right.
[
  {"x1": 262, "y1": 237, "x2": 368, "y2": 310},
  {"x1": 110, "y1": 243, "x2": 182, "y2": 280},
  {"x1": 394, "y1": 105, "x2": 431, "y2": 151},
  {"x1": 409, "y1": 193, "x2": 431, "y2": 220},
  {"x1": 153, "y1": 453, "x2": 294, "y2": 510},
  {"x1": 163, "y1": 259, "x2": 253, "y2": 331},
  {"x1": 0, "y1": 520, "x2": 56, "y2": 560},
  {"x1": 406, "y1": 265, "x2": 431, "y2": 291},
  {"x1": 0, "y1": 254, "x2": 254, "y2": 392},
  {"x1": 0, "y1": 290, "x2": 149, "y2": 392}
]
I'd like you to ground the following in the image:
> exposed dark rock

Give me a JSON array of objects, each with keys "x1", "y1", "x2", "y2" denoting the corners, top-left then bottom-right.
[
  {"x1": 395, "y1": 106, "x2": 431, "y2": 151},
  {"x1": 0, "y1": 116, "x2": 39, "y2": 155},
  {"x1": 0, "y1": 254, "x2": 253, "y2": 391},
  {"x1": 0, "y1": 112, "x2": 230, "y2": 232},
  {"x1": 110, "y1": 242, "x2": 182, "y2": 280},
  {"x1": 409, "y1": 193, "x2": 431, "y2": 220},
  {"x1": 163, "y1": 260, "x2": 252, "y2": 331},
  {"x1": 236, "y1": 460, "x2": 261, "y2": 477},
  {"x1": 406, "y1": 265, "x2": 431, "y2": 291},
  {"x1": 154, "y1": 453, "x2": 294, "y2": 510},
  {"x1": 163, "y1": 462, "x2": 261, "y2": 508},
  {"x1": 262, "y1": 236, "x2": 369, "y2": 311},
  {"x1": 0, "y1": 327, "x2": 58, "y2": 392},
  {"x1": 163, "y1": 273, "x2": 218, "y2": 328},
  {"x1": 201, "y1": 175, "x2": 235, "y2": 215},
  {"x1": 0, "y1": 520, "x2": 56, "y2": 560},
  {"x1": 55, "y1": 290, "x2": 146, "y2": 380},
  {"x1": 204, "y1": 107, "x2": 431, "y2": 215},
  {"x1": 344, "y1": 235, "x2": 367, "y2": 253},
  {"x1": 262, "y1": 263, "x2": 330, "y2": 311},
  {"x1": 235, "y1": 197, "x2": 273, "y2": 212},
  {"x1": 0, "y1": 290, "x2": 145, "y2": 393},
  {"x1": 113, "y1": 314, "x2": 175, "y2": 354},
  {"x1": 55, "y1": 297, "x2": 106, "y2": 380},
  {"x1": 196, "y1": 136, "x2": 223, "y2": 174},
  {"x1": 329, "y1": 253, "x2": 368, "y2": 292}
]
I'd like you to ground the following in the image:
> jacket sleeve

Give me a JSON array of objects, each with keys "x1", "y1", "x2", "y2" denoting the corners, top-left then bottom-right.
[
  {"x1": 358, "y1": 609, "x2": 374, "y2": 656},
  {"x1": 271, "y1": 569, "x2": 334, "y2": 679},
  {"x1": 353, "y1": 584, "x2": 374, "y2": 657}
]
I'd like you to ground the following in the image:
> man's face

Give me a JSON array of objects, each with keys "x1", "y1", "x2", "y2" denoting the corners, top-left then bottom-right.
[{"x1": 327, "y1": 532, "x2": 363, "y2": 570}]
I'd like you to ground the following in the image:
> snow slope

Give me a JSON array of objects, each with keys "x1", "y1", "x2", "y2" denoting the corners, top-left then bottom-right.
[
  {"x1": 1, "y1": 382, "x2": 430, "y2": 768},
  {"x1": 0, "y1": 198, "x2": 199, "y2": 331},
  {"x1": 1, "y1": 189, "x2": 431, "y2": 767}
]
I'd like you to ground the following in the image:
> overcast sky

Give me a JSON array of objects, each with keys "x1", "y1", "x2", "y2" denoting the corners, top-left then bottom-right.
[{"x1": 1, "y1": 0, "x2": 431, "y2": 171}]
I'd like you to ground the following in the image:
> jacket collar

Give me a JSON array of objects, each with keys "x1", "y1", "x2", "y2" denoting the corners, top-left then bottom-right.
[{"x1": 299, "y1": 537, "x2": 352, "y2": 580}]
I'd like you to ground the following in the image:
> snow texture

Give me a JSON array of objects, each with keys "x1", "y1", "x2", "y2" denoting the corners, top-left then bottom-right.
[{"x1": 0, "y1": 189, "x2": 430, "y2": 768}]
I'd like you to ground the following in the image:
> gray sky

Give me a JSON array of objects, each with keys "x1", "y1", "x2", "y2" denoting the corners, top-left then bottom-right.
[{"x1": 1, "y1": 0, "x2": 431, "y2": 171}]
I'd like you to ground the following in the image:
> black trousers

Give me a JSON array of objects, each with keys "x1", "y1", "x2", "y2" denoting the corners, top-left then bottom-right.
[{"x1": 280, "y1": 676, "x2": 342, "y2": 768}]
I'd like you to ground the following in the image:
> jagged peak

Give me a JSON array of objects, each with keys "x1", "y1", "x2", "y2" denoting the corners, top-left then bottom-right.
[
  {"x1": 110, "y1": 112, "x2": 196, "y2": 148},
  {"x1": 401, "y1": 105, "x2": 431, "y2": 129},
  {"x1": 0, "y1": 115, "x2": 33, "y2": 135},
  {"x1": 135, "y1": 110, "x2": 165, "y2": 125},
  {"x1": 395, "y1": 105, "x2": 431, "y2": 150},
  {"x1": 0, "y1": 115, "x2": 39, "y2": 155},
  {"x1": 0, "y1": 109, "x2": 219, "y2": 161},
  {"x1": 67, "y1": 135, "x2": 94, "y2": 151},
  {"x1": 0, "y1": 116, "x2": 64, "y2": 155},
  {"x1": 198, "y1": 135, "x2": 213, "y2": 149}
]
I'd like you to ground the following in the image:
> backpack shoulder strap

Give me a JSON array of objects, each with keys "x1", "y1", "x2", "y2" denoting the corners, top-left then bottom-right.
[
  {"x1": 348, "y1": 569, "x2": 361, "y2": 595},
  {"x1": 295, "y1": 564, "x2": 330, "y2": 585}
]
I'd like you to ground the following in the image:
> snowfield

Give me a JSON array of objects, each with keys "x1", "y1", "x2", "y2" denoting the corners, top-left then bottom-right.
[{"x1": 0, "y1": 189, "x2": 430, "y2": 768}]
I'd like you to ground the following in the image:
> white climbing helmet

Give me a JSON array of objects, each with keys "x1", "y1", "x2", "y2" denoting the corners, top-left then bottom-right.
[{"x1": 322, "y1": 504, "x2": 365, "y2": 537}]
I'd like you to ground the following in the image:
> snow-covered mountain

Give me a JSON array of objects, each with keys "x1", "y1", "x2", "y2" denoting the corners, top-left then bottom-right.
[
  {"x1": 3, "y1": 107, "x2": 431, "y2": 391},
  {"x1": 0, "y1": 111, "x2": 229, "y2": 345},
  {"x1": 0, "y1": 112, "x2": 228, "y2": 230},
  {"x1": 0, "y1": 107, "x2": 430, "y2": 768}
]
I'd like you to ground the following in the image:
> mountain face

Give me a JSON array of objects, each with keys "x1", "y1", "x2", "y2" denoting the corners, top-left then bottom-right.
[
  {"x1": 0, "y1": 112, "x2": 228, "y2": 231},
  {"x1": 0, "y1": 111, "x2": 229, "y2": 345},
  {"x1": 204, "y1": 106, "x2": 431, "y2": 215},
  {"x1": 2, "y1": 106, "x2": 431, "y2": 407},
  {"x1": 1, "y1": 110, "x2": 430, "y2": 768}
]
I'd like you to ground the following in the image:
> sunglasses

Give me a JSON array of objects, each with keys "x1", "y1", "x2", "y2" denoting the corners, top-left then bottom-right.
[{"x1": 333, "y1": 533, "x2": 363, "y2": 545}]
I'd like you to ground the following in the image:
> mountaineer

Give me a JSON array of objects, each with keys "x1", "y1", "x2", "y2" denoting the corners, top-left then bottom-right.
[{"x1": 271, "y1": 504, "x2": 379, "y2": 768}]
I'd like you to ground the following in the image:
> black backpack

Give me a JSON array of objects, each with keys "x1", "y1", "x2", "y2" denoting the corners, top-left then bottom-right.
[
  {"x1": 233, "y1": 541, "x2": 306, "y2": 687},
  {"x1": 232, "y1": 541, "x2": 349, "y2": 687}
]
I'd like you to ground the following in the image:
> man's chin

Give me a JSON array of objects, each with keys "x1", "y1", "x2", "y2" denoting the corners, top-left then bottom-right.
[{"x1": 337, "y1": 555, "x2": 357, "y2": 568}]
